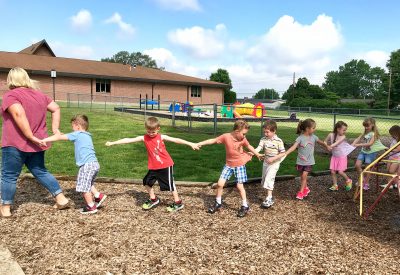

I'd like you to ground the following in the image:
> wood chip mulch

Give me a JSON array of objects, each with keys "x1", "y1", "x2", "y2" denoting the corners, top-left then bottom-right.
[{"x1": 1, "y1": 172, "x2": 399, "y2": 275}]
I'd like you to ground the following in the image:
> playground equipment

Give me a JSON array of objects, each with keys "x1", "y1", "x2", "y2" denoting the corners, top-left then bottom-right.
[
  {"x1": 233, "y1": 102, "x2": 266, "y2": 118},
  {"x1": 221, "y1": 105, "x2": 234, "y2": 118},
  {"x1": 355, "y1": 140, "x2": 399, "y2": 218}
]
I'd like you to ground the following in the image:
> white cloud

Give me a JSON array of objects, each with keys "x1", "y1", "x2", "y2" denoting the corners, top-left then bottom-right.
[
  {"x1": 153, "y1": 0, "x2": 201, "y2": 11},
  {"x1": 247, "y1": 14, "x2": 342, "y2": 76},
  {"x1": 105, "y1": 13, "x2": 135, "y2": 39},
  {"x1": 356, "y1": 50, "x2": 389, "y2": 69},
  {"x1": 168, "y1": 24, "x2": 226, "y2": 59},
  {"x1": 70, "y1": 9, "x2": 92, "y2": 32},
  {"x1": 49, "y1": 41, "x2": 95, "y2": 59},
  {"x1": 144, "y1": 47, "x2": 200, "y2": 76}
]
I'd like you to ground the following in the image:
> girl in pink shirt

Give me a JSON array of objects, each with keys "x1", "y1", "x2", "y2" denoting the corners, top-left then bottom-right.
[{"x1": 197, "y1": 120, "x2": 262, "y2": 218}]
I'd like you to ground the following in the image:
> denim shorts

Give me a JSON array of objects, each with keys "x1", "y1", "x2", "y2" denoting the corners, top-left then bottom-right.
[
  {"x1": 357, "y1": 152, "x2": 378, "y2": 164},
  {"x1": 220, "y1": 165, "x2": 248, "y2": 183}
]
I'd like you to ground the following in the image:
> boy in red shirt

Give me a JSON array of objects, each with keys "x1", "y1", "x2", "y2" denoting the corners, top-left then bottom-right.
[
  {"x1": 106, "y1": 117, "x2": 199, "y2": 212},
  {"x1": 197, "y1": 120, "x2": 263, "y2": 217}
]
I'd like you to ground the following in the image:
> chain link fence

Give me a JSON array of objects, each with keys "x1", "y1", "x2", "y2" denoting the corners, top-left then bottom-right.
[{"x1": 63, "y1": 93, "x2": 399, "y2": 145}]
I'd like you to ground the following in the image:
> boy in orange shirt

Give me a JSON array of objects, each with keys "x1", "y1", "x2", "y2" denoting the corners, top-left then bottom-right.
[{"x1": 197, "y1": 120, "x2": 262, "y2": 217}]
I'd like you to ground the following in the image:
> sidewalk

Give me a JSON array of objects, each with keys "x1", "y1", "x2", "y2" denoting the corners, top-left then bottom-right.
[{"x1": 0, "y1": 244, "x2": 25, "y2": 275}]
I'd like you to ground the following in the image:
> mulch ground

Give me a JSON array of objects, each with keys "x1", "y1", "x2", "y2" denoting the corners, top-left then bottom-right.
[{"x1": 1, "y1": 172, "x2": 399, "y2": 275}]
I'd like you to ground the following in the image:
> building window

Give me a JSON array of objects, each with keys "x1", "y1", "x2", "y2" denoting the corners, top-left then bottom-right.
[
  {"x1": 191, "y1": 86, "x2": 202, "y2": 97},
  {"x1": 96, "y1": 79, "x2": 111, "y2": 93}
]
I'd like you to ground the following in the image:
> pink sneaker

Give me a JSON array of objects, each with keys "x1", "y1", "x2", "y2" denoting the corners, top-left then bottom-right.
[
  {"x1": 296, "y1": 191, "x2": 304, "y2": 200},
  {"x1": 363, "y1": 183, "x2": 370, "y2": 190},
  {"x1": 303, "y1": 187, "x2": 310, "y2": 197}
]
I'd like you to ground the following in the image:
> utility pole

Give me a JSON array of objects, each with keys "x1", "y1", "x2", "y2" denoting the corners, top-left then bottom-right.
[{"x1": 388, "y1": 69, "x2": 392, "y2": 116}]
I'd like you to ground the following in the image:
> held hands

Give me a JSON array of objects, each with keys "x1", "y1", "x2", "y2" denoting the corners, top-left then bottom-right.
[
  {"x1": 190, "y1": 142, "x2": 200, "y2": 150},
  {"x1": 31, "y1": 136, "x2": 47, "y2": 147}
]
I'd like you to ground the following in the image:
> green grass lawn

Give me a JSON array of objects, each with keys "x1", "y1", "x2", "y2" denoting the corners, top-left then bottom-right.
[{"x1": 31, "y1": 107, "x2": 332, "y2": 182}]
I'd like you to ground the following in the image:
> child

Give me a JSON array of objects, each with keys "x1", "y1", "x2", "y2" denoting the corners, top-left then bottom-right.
[
  {"x1": 105, "y1": 116, "x2": 199, "y2": 212},
  {"x1": 197, "y1": 120, "x2": 263, "y2": 217},
  {"x1": 284, "y1": 119, "x2": 329, "y2": 200},
  {"x1": 352, "y1": 117, "x2": 385, "y2": 190},
  {"x1": 254, "y1": 120, "x2": 286, "y2": 208},
  {"x1": 42, "y1": 115, "x2": 106, "y2": 214},
  {"x1": 324, "y1": 121, "x2": 353, "y2": 191},
  {"x1": 380, "y1": 125, "x2": 400, "y2": 189}
]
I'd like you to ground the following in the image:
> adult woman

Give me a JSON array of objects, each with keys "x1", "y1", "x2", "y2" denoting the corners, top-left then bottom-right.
[{"x1": 1, "y1": 67, "x2": 70, "y2": 217}]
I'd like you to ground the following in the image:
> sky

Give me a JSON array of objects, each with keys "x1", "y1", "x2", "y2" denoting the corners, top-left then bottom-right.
[{"x1": 1, "y1": 0, "x2": 399, "y2": 98}]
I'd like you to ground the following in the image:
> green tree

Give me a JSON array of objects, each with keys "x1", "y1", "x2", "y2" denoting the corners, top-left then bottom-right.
[
  {"x1": 209, "y1": 68, "x2": 237, "y2": 103},
  {"x1": 101, "y1": 51, "x2": 164, "y2": 70},
  {"x1": 253, "y1": 88, "x2": 280, "y2": 99},
  {"x1": 386, "y1": 49, "x2": 400, "y2": 108},
  {"x1": 322, "y1": 59, "x2": 385, "y2": 100}
]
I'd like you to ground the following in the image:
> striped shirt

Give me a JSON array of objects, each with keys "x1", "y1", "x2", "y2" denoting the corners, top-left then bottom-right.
[{"x1": 256, "y1": 135, "x2": 286, "y2": 161}]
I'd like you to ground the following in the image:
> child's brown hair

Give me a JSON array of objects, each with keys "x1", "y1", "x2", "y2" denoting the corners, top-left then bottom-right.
[
  {"x1": 71, "y1": 114, "x2": 89, "y2": 130},
  {"x1": 145, "y1": 116, "x2": 160, "y2": 130},
  {"x1": 263, "y1": 120, "x2": 277, "y2": 132},
  {"x1": 296, "y1": 119, "x2": 316, "y2": 134},
  {"x1": 389, "y1": 125, "x2": 400, "y2": 142},
  {"x1": 362, "y1": 117, "x2": 380, "y2": 139},
  {"x1": 333, "y1": 121, "x2": 348, "y2": 142},
  {"x1": 233, "y1": 119, "x2": 250, "y2": 131}
]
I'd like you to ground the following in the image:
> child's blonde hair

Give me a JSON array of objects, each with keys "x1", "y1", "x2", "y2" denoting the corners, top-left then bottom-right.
[
  {"x1": 71, "y1": 114, "x2": 89, "y2": 130},
  {"x1": 7, "y1": 67, "x2": 38, "y2": 90},
  {"x1": 145, "y1": 116, "x2": 160, "y2": 130},
  {"x1": 233, "y1": 120, "x2": 250, "y2": 131},
  {"x1": 362, "y1": 117, "x2": 380, "y2": 139},
  {"x1": 296, "y1": 119, "x2": 316, "y2": 134},
  {"x1": 263, "y1": 120, "x2": 277, "y2": 132}
]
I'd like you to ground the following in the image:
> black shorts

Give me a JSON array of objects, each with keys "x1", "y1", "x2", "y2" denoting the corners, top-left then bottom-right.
[{"x1": 143, "y1": 166, "x2": 175, "y2": 191}]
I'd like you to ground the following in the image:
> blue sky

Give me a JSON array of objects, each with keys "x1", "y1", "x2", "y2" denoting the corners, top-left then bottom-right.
[{"x1": 1, "y1": 0, "x2": 399, "y2": 97}]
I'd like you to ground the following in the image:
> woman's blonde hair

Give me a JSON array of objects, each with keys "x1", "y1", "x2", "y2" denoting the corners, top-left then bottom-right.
[{"x1": 7, "y1": 67, "x2": 38, "y2": 90}]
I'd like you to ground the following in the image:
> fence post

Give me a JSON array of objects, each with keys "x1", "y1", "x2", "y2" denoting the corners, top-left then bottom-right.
[
  {"x1": 67, "y1": 93, "x2": 70, "y2": 108},
  {"x1": 145, "y1": 94, "x2": 148, "y2": 110},
  {"x1": 213, "y1": 104, "x2": 218, "y2": 135},
  {"x1": 188, "y1": 105, "x2": 192, "y2": 131},
  {"x1": 140, "y1": 94, "x2": 142, "y2": 110},
  {"x1": 158, "y1": 94, "x2": 160, "y2": 110},
  {"x1": 104, "y1": 96, "x2": 107, "y2": 112},
  {"x1": 78, "y1": 94, "x2": 80, "y2": 108},
  {"x1": 333, "y1": 113, "x2": 336, "y2": 129},
  {"x1": 260, "y1": 109, "x2": 264, "y2": 137},
  {"x1": 172, "y1": 100, "x2": 176, "y2": 127}
]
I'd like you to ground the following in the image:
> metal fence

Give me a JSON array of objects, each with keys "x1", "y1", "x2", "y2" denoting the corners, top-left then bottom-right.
[{"x1": 64, "y1": 92, "x2": 399, "y2": 144}]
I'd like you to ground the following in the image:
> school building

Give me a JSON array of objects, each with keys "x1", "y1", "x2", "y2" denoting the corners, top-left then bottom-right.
[{"x1": 0, "y1": 40, "x2": 227, "y2": 104}]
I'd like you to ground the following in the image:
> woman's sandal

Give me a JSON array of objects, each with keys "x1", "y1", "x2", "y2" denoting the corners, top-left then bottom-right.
[{"x1": 53, "y1": 200, "x2": 71, "y2": 210}]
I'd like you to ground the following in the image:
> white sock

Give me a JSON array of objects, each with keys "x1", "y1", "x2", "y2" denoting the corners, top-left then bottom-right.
[
  {"x1": 266, "y1": 195, "x2": 272, "y2": 200},
  {"x1": 242, "y1": 200, "x2": 248, "y2": 207},
  {"x1": 88, "y1": 202, "x2": 95, "y2": 207},
  {"x1": 94, "y1": 192, "x2": 100, "y2": 198},
  {"x1": 216, "y1": 197, "x2": 222, "y2": 204}
]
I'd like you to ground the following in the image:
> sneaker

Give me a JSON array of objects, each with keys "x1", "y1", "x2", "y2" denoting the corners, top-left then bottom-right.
[
  {"x1": 345, "y1": 180, "x2": 353, "y2": 191},
  {"x1": 166, "y1": 202, "x2": 184, "y2": 212},
  {"x1": 142, "y1": 197, "x2": 160, "y2": 210},
  {"x1": 296, "y1": 191, "x2": 304, "y2": 200},
  {"x1": 94, "y1": 193, "x2": 107, "y2": 208},
  {"x1": 80, "y1": 204, "x2": 98, "y2": 214},
  {"x1": 261, "y1": 198, "x2": 274, "y2": 209},
  {"x1": 379, "y1": 183, "x2": 393, "y2": 189},
  {"x1": 303, "y1": 187, "x2": 310, "y2": 197},
  {"x1": 363, "y1": 183, "x2": 370, "y2": 190},
  {"x1": 329, "y1": 184, "x2": 339, "y2": 191},
  {"x1": 237, "y1": 206, "x2": 250, "y2": 217},
  {"x1": 208, "y1": 201, "x2": 222, "y2": 214}
]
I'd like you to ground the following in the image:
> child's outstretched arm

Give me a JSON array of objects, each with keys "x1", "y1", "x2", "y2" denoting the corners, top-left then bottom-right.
[
  {"x1": 161, "y1": 135, "x2": 199, "y2": 150},
  {"x1": 246, "y1": 144, "x2": 263, "y2": 160},
  {"x1": 351, "y1": 134, "x2": 363, "y2": 146},
  {"x1": 317, "y1": 139, "x2": 330, "y2": 151},
  {"x1": 284, "y1": 141, "x2": 299, "y2": 157},
  {"x1": 41, "y1": 133, "x2": 69, "y2": 145},
  {"x1": 353, "y1": 134, "x2": 375, "y2": 148},
  {"x1": 330, "y1": 135, "x2": 345, "y2": 148},
  {"x1": 105, "y1": 136, "x2": 144, "y2": 146},
  {"x1": 196, "y1": 138, "x2": 218, "y2": 148}
]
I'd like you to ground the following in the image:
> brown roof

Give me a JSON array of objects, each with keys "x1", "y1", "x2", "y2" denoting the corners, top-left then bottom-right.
[
  {"x1": 19, "y1": 39, "x2": 56, "y2": 57},
  {"x1": 0, "y1": 51, "x2": 228, "y2": 88}
]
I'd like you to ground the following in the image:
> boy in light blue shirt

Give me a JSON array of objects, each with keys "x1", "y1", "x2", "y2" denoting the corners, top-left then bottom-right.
[{"x1": 42, "y1": 114, "x2": 106, "y2": 214}]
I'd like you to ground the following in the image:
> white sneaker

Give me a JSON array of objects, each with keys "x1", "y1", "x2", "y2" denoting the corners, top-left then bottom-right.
[
  {"x1": 261, "y1": 198, "x2": 274, "y2": 209},
  {"x1": 380, "y1": 183, "x2": 393, "y2": 189}
]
